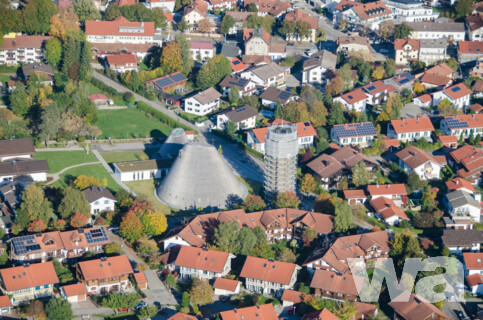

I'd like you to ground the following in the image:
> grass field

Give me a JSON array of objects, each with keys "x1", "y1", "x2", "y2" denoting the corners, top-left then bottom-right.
[
  {"x1": 237, "y1": 176, "x2": 263, "y2": 196},
  {"x1": 85, "y1": 82, "x2": 125, "y2": 106},
  {"x1": 96, "y1": 109, "x2": 172, "y2": 139},
  {"x1": 0, "y1": 74, "x2": 12, "y2": 83},
  {"x1": 53, "y1": 164, "x2": 122, "y2": 192},
  {"x1": 125, "y1": 179, "x2": 170, "y2": 214},
  {"x1": 34, "y1": 151, "x2": 98, "y2": 173},
  {"x1": 101, "y1": 150, "x2": 157, "y2": 165}
]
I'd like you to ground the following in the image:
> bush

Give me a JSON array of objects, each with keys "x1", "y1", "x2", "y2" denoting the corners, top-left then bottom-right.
[
  {"x1": 90, "y1": 77, "x2": 118, "y2": 96},
  {"x1": 77, "y1": 136, "x2": 86, "y2": 143},
  {"x1": 136, "y1": 101, "x2": 194, "y2": 132},
  {"x1": 123, "y1": 92, "x2": 134, "y2": 103}
]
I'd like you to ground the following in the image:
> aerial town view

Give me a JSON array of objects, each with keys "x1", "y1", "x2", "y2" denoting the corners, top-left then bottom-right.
[{"x1": 0, "y1": 0, "x2": 483, "y2": 318}]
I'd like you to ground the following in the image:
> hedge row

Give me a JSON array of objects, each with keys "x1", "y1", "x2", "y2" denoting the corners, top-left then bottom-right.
[
  {"x1": 90, "y1": 77, "x2": 119, "y2": 96},
  {"x1": 136, "y1": 101, "x2": 195, "y2": 133}
]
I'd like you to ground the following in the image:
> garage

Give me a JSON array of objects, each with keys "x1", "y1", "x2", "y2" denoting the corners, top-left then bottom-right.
[{"x1": 61, "y1": 283, "x2": 88, "y2": 302}]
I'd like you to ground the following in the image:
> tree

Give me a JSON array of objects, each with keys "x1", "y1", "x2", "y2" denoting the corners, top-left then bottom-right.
[
  {"x1": 308, "y1": 100, "x2": 328, "y2": 128},
  {"x1": 383, "y1": 59, "x2": 396, "y2": 77},
  {"x1": 242, "y1": 195, "x2": 266, "y2": 212},
  {"x1": 390, "y1": 231, "x2": 424, "y2": 269},
  {"x1": 28, "y1": 219, "x2": 47, "y2": 233},
  {"x1": 214, "y1": 221, "x2": 240, "y2": 253},
  {"x1": 190, "y1": 279, "x2": 213, "y2": 306},
  {"x1": 247, "y1": 2, "x2": 258, "y2": 11},
  {"x1": 296, "y1": 21, "x2": 311, "y2": 39},
  {"x1": 334, "y1": 202, "x2": 353, "y2": 233},
  {"x1": 278, "y1": 247, "x2": 297, "y2": 263},
  {"x1": 303, "y1": 227, "x2": 317, "y2": 247},
  {"x1": 25, "y1": 300, "x2": 45, "y2": 319},
  {"x1": 58, "y1": 186, "x2": 90, "y2": 220},
  {"x1": 410, "y1": 60, "x2": 425, "y2": 73},
  {"x1": 182, "y1": 292, "x2": 190, "y2": 308},
  {"x1": 49, "y1": 6, "x2": 80, "y2": 41},
  {"x1": 196, "y1": 54, "x2": 231, "y2": 90},
  {"x1": 237, "y1": 227, "x2": 258, "y2": 255},
  {"x1": 335, "y1": 302, "x2": 358, "y2": 320},
  {"x1": 70, "y1": 212, "x2": 88, "y2": 228},
  {"x1": 22, "y1": 0, "x2": 58, "y2": 35},
  {"x1": 45, "y1": 38, "x2": 62, "y2": 66},
  {"x1": 220, "y1": 14, "x2": 236, "y2": 34},
  {"x1": 224, "y1": 120, "x2": 237, "y2": 137},
  {"x1": 165, "y1": 273, "x2": 177, "y2": 289},
  {"x1": 279, "y1": 20, "x2": 296, "y2": 36},
  {"x1": 340, "y1": 64, "x2": 353, "y2": 90},
  {"x1": 438, "y1": 98, "x2": 456, "y2": 116},
  {"x1": 372, "y1": 65, "x2": 385, "y2": 80},
  {"x1": 351, "y1": 162, "x2": 371, "y2": 187},
  {"x1": 386, "y1": 93, "x2": 403, "y2": 119},
  {"x1": 394, "y1": 23, "x2": 412, "y2": 39},
  {"x1": 73, "y1": 0, "x2": 100, "y2": 21},
  {"x1": 136, "y1": 239, "x2": 158, "y2": 257},
  {"x1": 53, "y1": 259, "x2": 74, "y2": 283},
  {"x1": 300, "y1": 173, "x2": 317, "y2": 195},
  {"x1": 0, "y1": 109, "x2": 15, "y2": 123},
  {"x1": 10, "y1": 83, "x2": 30, "y2": 116},
  {"x1": 326, "y1": 77, "x2": 344, "y2": 96},
  {"x1": 38, "y1": 103, "x2": 60, "y2": 142},
  {"x1": 120, "y1": 212, "x2": 143, "y2": 243},
  {"x1": 51, "y1": 219, "x2": 66, "y2": 231},
  {"x1": 160, "y1": 42, "x2": 183, "y2": 74},
  {"x1": 45, "y1": 297, "x2": 73, "y2": 320},
  {"x1": 455, "y1": 0, "x2": 472, "y2": 18},
  {"x1": 102, "y1": 293, "x2": 141, "y2": 309},
  {"x1": 104, "y1": 243, "x2": 122, "y2": 255},
  {"x1": 196, "y1": 18, "x2": 212, "y2": 34},
  {"x1": 138, "y1": 305, "x2": 158, "y2": 320},
  {"x1": 61, "y1": 36, "x2": 80, "y2": 76},
  {"x1": 378, "y1": 21, "x2": 395, "y2": 42},
  {"x1": 228, "y1": 87, "x2": 240, "y2": 106},
  {"x1": 17, "y1": 185, "x2": 53, "y2": 228},
  {"x1": 328, "y1": 102, "x2": 346, "y2": 125},
  {"x1": 79, "y1": 41, "x2": 91, "y2": 81},
  {"x1": 407, "y1": 172, "x2": 427, "y2": 191},
  {"x1": 275, "y1": 191, "x2": 300, "y2": 208},
  {"x1": 175, "y1": 35, "x2": 194, "y2": 75},
  {"x1": 105, "y1": 3, "x2": 121, "y2": 20},
  {"x1": 177, "y1": 17, "x2": 189, "y2": 32},
  {"x1": 413, "y1": 81, "x2": 425, "y2": 94},
  {"x1": 73, "y1": 175, "x2": 105, "y2": 190},
  {"x1": 152, "y1": 7, "x2": 167, "y2": 29}
]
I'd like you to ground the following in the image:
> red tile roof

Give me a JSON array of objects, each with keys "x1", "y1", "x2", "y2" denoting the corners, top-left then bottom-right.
[
  {"x1": 464, "y1": 252, "x2": 483, "y2": 270},
  {"x1": 354, "y1": 302, "x2": 378, "y2": 319},
  {"x1": 415, "y1": 94, "x2": 432, "y2": 103},
  {"x1": 426, "y1": 63, "x2": 454, "y2": 77},
  {"x1": 243, "y1": 27, "x2": 270, "y2": 43},
  {"x1": 78, "y1": 255, "x2": 133, "y2": 281},
  {"x1": 382, "y1": 138, "x2": 400, "y2": 148},
  {"x1": 389, "y1": 292, "x2": 450, "y2": 320},
  {"x1": 85, "y1": 17, "x2": 155, "y2": 37},
  {"x1": 220, "y1": 304, "x2": 279, "y2": 320},
  {"x1": 88, "y1": 93, "x2": 109, "y2": 101},
  {"x1": 443, "y1": 83, "x2": 473, "y2": 100},
  {"x1": 343, "y1": 189, "x2": 366, "y2": 199},
  {"x1": 466, "y1": 273, "x2": 483, "y2": 287},
  {"x1": 396, "y1": 146, "x2": 445, "y2": 169},
  {"x1": 301, "y1": 308, "x2": 340, "y2": 320},
  {"x1": 338, "y1": 88, "x2": 368, "y2": 104},
  {"x1": 470, "y1": 103, "x2": 483, "y2": 113},
  {"x1": 446, "y1": 177, "x2": 476, "y2": 192},
  {"x1": 168, "y1": 313, "x2": 198, "y2": 320},
  {"x1": 106, "y1": 54, "x2": 138, "y2": 67},
  {"x1": 0, "y1": 296, "x2": 11, "y2": 309},
  {"x1": 0, "y1": 36, "x2": 52, "y2": 50},
  {"x1": 394, "y1": 38, "x2": 419, "y2": 51},
  {"x1": 213, "y1": 278, "x2": 239, "y2": 292},
  {"x1": 133, "y1": 272, "x2": 147, "y2": 285},
  {"x1": 62, "y1": 283, "x2": 88, "y2": 297},
  {"x1": 310, "y1": 269, "x2": 363, "y2": 296},
  {"x1": 420, "y1": 72, "x2": 452, "y2": 86},
  {"x1": 390, "y1": 117, "x2": 434, "y2": 134},
  {"x1": 370, "y1": 197, "x2": 409, "y2": 221},
  {"x1": 190, "y1": 40, "x2": 213, "y2": 50},
  {"x1": 368, "y1": 183, "x2": 407, "y2": 196},
  {"x1": 175, "y1": 246, "x2": 231, "y2": 273},
  {"x1": 231, "y1": 57, "x2": 247, "y2": 72},
  {"x1": 438, "y1": 135, "x2": 457, "y2": 144},
  {"x1": 458, "y1": 41, "x2": 483, "y2": 54},
  {"x1": 240, "y1": 256, "x2": 297, "y2": 285},
  {"x1": 350, "y1": 1, "x2": 391, "y2": 20},
  {"x1": 116, "y1": 0, "x2": 136, "y2": 6},
  {"x1": 164, "y1": 12, "x2": 173, "y2": 22},
  {"x1": 296, "y1": 121, "x2": 317, "y2": 138},
  {"x1": 284, "y1": 9, "x2": 317, "y2": 29},
  {"x1": 0, "y1": 262, "x2": 59, "y2": 292},
  {"x1": 334, "y1": 0, "x2": 358, "y2": 11},
  {"x1": 281, "y1": 289, "x2": 304, "y2": 303},
  {"x1": 443, "y1": 114, "x2": 483, "y2": 129}
]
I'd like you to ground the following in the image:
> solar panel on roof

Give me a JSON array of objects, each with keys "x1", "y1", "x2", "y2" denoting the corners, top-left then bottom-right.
[
  {"x1": 86, "y1": 228, "x2": 108, "y2": 244},
  {"x1": 348, "y1": 95, "x2": 353, "y2": 99},
  {"x1": 367, "y1": 85, "x2": 376, "y2": 91},
  {"x1": 236, "y1": 107, "x2": 246, "y2": 113},
  {"x1": 451, "y1": 87, "x2": 461, "y2": 92},
  {"x1": 232, "y1": 60, "x2": 240, "y2": 65},
  {"x1": 170, "y1": 73, "x2": 187, "y2": 82},
  {"x1": 155, "y1": 77, "x2": 174, "y2": 87},
  {"x1": 399, "y1": 78, "x2": 409, "y2": 85},
  {"x1": 278, "y1": 91, "x2": 292, "y2": 101}
]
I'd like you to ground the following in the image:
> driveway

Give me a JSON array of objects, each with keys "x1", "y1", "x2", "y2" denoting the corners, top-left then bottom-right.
[
  {"x1": 443, "y1": 300, "x2": 468, "y2": 320},
  {"x1": 72, "y1": 299, "x2": 114, "y2": 317}
]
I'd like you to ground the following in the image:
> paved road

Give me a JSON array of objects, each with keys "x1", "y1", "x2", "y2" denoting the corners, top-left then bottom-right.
[{"x1": 107, "y1": 230, "x2": 178, "y2": 306}]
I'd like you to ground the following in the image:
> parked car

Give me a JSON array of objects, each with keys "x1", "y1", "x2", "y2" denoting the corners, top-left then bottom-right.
[{"x1": 135, "y1": 302, "x2": 147, "y2": 310}]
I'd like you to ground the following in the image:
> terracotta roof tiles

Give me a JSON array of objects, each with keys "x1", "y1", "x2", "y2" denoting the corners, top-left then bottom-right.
[
  {"x1": 78, "y1": 255, "x2": 133, "y2": 281},
  {"x1": 0, "y1": 262, "x2": 59, "y2": 292},
  {"x1": 240, "y1": 256, "x2": 297, "y2": 285},
  {"x1": 175, "y1": 246, "x2": 232, "y2": 273}
]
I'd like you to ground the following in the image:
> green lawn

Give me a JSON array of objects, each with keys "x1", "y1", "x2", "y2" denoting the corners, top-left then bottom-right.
[
  {"x1": 237, "y1": 176, "x2": 263, "y2": 196},
  {"x1": 34, "y1": 151, "x2": 98, "y2": 173},
  {"x1": 85, "y1": 82, "x2": 125, "y2": 106},
  {"x1": 125, "y1": 180, "x2": 170, "y2": 214},
  {"x1": 0, "y1": 74, "x2": 12, "y2": 82},
  {"x1": 53, "y1": 164, "x2": 122, "y2": 193},
  {"x1": 101, "y1": 150, "x2": 157, "y2": 165},
  {"x1": 96, "y1": 109, "x2": 172, "y2": 139}
]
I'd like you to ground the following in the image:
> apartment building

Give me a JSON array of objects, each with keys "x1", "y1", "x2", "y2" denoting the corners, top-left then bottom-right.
[
  {"x1": 0, "y1": 36, "x2": 51, "y2": 65},
  {"x1": 85, "y1": 17, "x2": 158, "y2": 44}
]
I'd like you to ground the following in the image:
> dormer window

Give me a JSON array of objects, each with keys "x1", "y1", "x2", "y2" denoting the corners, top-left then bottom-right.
[{"x1": 478, "y1": 258, "x2": 482, "y2": 263}]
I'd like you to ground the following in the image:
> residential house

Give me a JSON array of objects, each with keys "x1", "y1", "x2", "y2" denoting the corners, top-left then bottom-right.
[
  {"x1": 362, "y1": 80, "x2": 392, "y2": 105},
  {"x1": 161, "y1": 208, "x2": 334, "y2": 250},
  {"x1": 205, "y1": 0, "x2": 237, "y2": 10},
  {"x1": 0, "y1": 262, "x2": 58, "y2": 305},
  {"x1": 383, "y1": 72, "x2": 415, "y2": 90},
  {"x1": 230, "y1": 57, "x2": 247, "y2": 73},
  {"x1": 307, "y1": 147, "x2": 378, "y2": 189},
  {"x1": 260, "y1": 87, "x2": 298, "y2": 108},
  {"x1": 61, "y1": 283, "x2": 88, "y2": 303},
  {"x1": 337, "y1": 36, "x2": 373, "y2": 61},
  {"x1": 213, "y1": 278, "x2": 241, "y2": 295},
  {"x1": 184, "y1": 88, "x2": 221, "y2": 116},
  {"x1": 440, "y1": 114, "x2": 483, "y2": 138},
  {"x1": 189, "y1": 40, "x2": 214, "y2": 61},
  {"x1": 419, "y1": 63, "x2": 454, "y2": 90},
  {"x1": 367, "y1": 183, "x2": 408, "y2": 207},
  {"x1": 247, "y1": 120, "x2": 317, "y2": 153},
  {"x1": 466, "y1": 14, "x2": 483, "y2": 41},
  {"x1": 133, "y1": 272, "x2": 147, "y2": 290},
  {"x1": 342, "y1": 1, "x2": 392, "y2": 30},
  {"x1": 407, "y1": 21, "x2": 465, "y2": 42},
  {"x1": 216, "y1": 105, "x2": 258, "y2": 130},
  {"x1": 240, "y1": 256, "x2": 300, "y2": 297},
  {"x1": 387, "y1": 117, "x2": 434, "y2": 142},
  {"x1": 174, "y1": 246, "x2": 235, "y2": 280},
  {"x1": 389, "y1": 292, "x2": 450, "y2": 320},
  {"x1": 442, "y1": 229, "x2": 483, "y2": 255},
  {"x1": 82, "y1": 186, "x2": 116, "y2": 215},
  {"x1": 284, "y1": 9, "x2": 318, "y2": 42},
  {"x1": 145, "y1": 72, "x2": 187, "y2": 94},
  {"x1": 144, "y1": 0, "x2": 176, "y2": 12},
  {"x1": 90, "y1": 43, "x2": 155, "y2": 60},
  {"x1": 85, "y1": 17, "x2": 158, "y2": 44},
  {"x1": 419, "y1": 38, "x2": 448, "y2": 65},
  {"x1": 183, "y1": 0, "x2": 208, "y2": 32},
  {"x1": 0, "y1": 138, "x2": 35, "y2": 162},
  {"x1": 396, "y1": 146, "x2": 445, "y2": 180},
  {"x1": 458, "y1": 41, "x2": 483, "y2": 65},
  {"x1": 304, "y1": 231, "x2": 390, "y2": 274},
  {"x1": 76, "y1": 255, "x2": 133, "y2": 294},
  {"x1": 281, "y1": 289, "x2": 304, "y2": 308},
  {"x1": 438, "y1": 135, "x2": 458, "y2": 148},
  {"x1": 225, "y1": 12, "x2": 254, "y2": 35},
  {"x1": 105, "y1": 54, "x2": 138, "y2": 73},
  {"x1": 0, "y1": 296, "x2": 11, "y2": 315},
  {"x1": 473, "y1": 79, "x2": 483, "y2": 95},
  {"x1": 444, "y1": 189, "x2": 482, "y2": 223},
  {"x1": 464, "y1": 252, "x2": 483, "y2": 295},
  {"x1": 330, "y1": 122, "x2": 377, "y2": 147},
  {"x1": 219, "y1": 75, "x2": 257, "y2": 98},
  {"x1": 301, "y1": 50, "x2": 337, "y2": 85},
  {"x1": 220, "y1": 304, "x2": 279, "y2": 320},
  {"x1": 244, "y1": 27, "x2": 270, "y2": 56},
  {"x1": 240, "y1": 62, "x2": 288, "y2": 89},
  {"x1": 394, "y1": 38, "x2": 419, "y2": 66},
  {"x1": 113, "y1": 159, "x2": 171, "y2": 181},
  {"x1": 0, "y1": 159, "x2": 49, "y2": 183},
  {"x1": 448, "y1": 145, "x2": 483, "y2": 185},
  {"x1": 431, "y1": 83, "x2": 472, "y2": 110},
  {"x1": 370, "y1": 196, "x2": 410, "y2": 225},
  {"x1": 412, "y1": 94, "x2": 432, "y2": 107},
  {"x1": 243, "y1": 0, "x2": 293, "y2": 18},
  {"x1": 446, "y1": 178, "x2": 476, "y2": 194},
  {"x1": 88, "y1": 94, "x2": 110, "y2": 106},
  {"x1": 343, "y1": 189, "x2": 367, "y2": 205},
  {"x1": 0, "y1": 35, "x2": 51, "y2": 65},
  {"x1": 21, "y1": 63, "x2": 54, "y2": 83},
  {"x1": 333, "y1": 88, "x2": 368, "y2": 112},
  {"x1": 310, "y1": 269, "x2": 363, "y2": 301},
  {"x1": 9, "y1": 227, "x2": 111, "y2": 263},
  {"x1": 383, "y1": 0, "x2": 438, "y2": 22}
]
